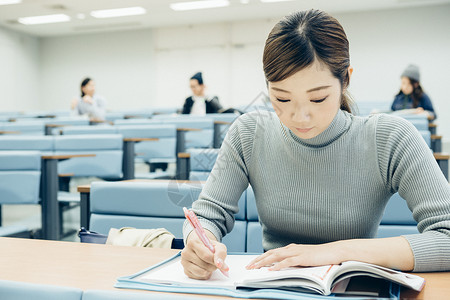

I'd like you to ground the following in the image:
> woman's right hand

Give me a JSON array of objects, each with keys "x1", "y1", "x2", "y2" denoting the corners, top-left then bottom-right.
[{"x1": 181, "y1": 231, "x2": 228, "y2": 280}]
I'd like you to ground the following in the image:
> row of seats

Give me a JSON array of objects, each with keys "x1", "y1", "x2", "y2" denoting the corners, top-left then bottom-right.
[
  {"x1": 86, "y1": 179, "x2": 419, "y2": 254},
  {"x1": 0, "y1": 279, "x2": 187, "y2": 300}
]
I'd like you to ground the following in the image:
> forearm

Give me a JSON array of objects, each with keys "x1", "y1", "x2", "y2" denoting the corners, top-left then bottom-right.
[{"x1": 332, "y1": 236, "x2": 414, "y2": 271}]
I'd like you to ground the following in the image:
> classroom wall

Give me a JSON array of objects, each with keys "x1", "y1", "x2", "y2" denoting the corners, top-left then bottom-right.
[
  {"x1": 31, "y1": 4, "x2": 450, "y2": 143},
  {"x1": 0, "y1": 26, "x2": 40, "y2": 112},
  {"x1": 39, "y1": 29, "x2": 156, "y2": 112}
]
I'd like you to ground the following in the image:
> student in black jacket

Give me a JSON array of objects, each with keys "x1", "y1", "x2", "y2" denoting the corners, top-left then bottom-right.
[{"x1": 182, "y1": 72, "x2": 223, "y2": 115}]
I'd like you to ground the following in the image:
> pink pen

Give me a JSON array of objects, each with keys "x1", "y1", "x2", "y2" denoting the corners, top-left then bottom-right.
[{"x1": 183, "y1": 207, "x2": 229, "y2": 277}]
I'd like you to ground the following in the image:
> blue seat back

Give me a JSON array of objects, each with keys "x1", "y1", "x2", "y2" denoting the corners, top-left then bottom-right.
[
  {"x1": 0, "y1": 136, "x2": 54, "y2": 152},
  {"x1": 245, "y1": 186, "x2": 263, "y2": 253},
  {"x1": 163, "y1": 118, "x2": 214, "y2": 148},
  {"x1": 377, "y1": 193, "x2": 419, "y2": 238},
  {"x1": 82, "y1": 289, "x2": 186, "y2": 299},
  {"x1": 89, "y1": 181, "x2": 246, "y2": 252},
  {"x1": 0, "y1": 151, "x2": 41, "y2": 204},
  {"x1": 116, "y1": 124, "x2": 177, "y2": 162},
  {"x1": 0, "y1": 280, "x2": 82, "y2": 300},
  {"x1": 188, "y1": 148, "x2": 219, "y2": 180},
  {"x1": 61, "y1": 125, "x2": 118, "y2": 135},
  {"x1": 419, "y1": 130, "x2": 431, "y2": 148},
  {"x1": 1, "y1": 121, "x2": 45, "y2": 135},
  {"x1": 406, "y1": 119, "x2": 428, "y2": 131},
  {"x1": 54, "y1": 135, "x2": 123, "y2": 178}
]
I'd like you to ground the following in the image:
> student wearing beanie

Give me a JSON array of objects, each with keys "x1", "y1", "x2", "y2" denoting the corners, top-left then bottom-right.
[
  {"x1": 182, "y1": 72, "x2": 223, "y2": 115},
  {"x1": 391, "y1": 64, "x2": 436, "y2": 119}
]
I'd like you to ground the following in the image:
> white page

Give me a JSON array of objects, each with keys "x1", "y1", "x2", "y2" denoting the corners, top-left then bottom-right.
[
  {"x1": 139, "y1": 254, "x2": 336, "y2": 291},
  {"x1": 139, "y1": 255, "x2": 259, "y2": 289}
]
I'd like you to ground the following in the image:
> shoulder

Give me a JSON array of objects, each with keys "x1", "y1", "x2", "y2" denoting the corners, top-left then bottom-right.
[{"x1": 372, "y1": 114, "x2": 425, "y2": 149}]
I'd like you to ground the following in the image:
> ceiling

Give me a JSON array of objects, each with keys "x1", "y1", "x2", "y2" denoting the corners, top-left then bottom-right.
[{"x1": 0, "y1": 0, "x2": 449, "y2": 37}]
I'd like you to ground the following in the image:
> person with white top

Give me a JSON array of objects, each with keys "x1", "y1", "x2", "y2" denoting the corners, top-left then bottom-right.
[
  {"x1": 70, "y1": 77, "x2": 107, "y2": 121},
  {"x1": 182, "y1": 72, "x2": 223, "y2": 115}
]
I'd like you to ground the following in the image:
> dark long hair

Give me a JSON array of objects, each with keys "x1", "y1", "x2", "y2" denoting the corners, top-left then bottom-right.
[
  {"x1": 80, "y1": 77, "x2": 92, "y2": 97},
  {"x1": 396, "y1": 78, "x2": 424, "y2": 108},
  {"x1": 263, "y1": 9, "x2": 354, "y2": 114}
]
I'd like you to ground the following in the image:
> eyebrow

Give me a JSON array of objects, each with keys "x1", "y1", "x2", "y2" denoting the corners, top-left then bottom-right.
[{"x1": 271, "y1": 85, "x2": 331, "y2": 93}]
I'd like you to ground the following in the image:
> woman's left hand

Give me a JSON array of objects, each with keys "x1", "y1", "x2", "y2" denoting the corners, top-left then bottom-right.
[{"x1": 246, "y1": 243, "x2": 344, "y2": 271}]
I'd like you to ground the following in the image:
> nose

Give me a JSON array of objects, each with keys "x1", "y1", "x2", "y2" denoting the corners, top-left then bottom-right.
[{"x1": 291, "y1": 104, "x2": 310, "y2": 123}]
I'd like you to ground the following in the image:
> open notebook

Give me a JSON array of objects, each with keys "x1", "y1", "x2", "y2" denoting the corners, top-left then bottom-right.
[{"x1": 115, "y1": 252, "x2": 424, "y2": 299}]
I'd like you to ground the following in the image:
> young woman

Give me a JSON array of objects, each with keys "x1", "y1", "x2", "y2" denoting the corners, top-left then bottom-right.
[
  {"x1": 391, "y1": 64, "x2": 436, "y2": 119},
  {"x1": 182, "y1": 72, "x2": 223, "y2": 115},
  {"x1": 181, "y1": 9, "x2": 450, "y2": 280},
  {"x1": 71, "y1": 77, "x2": 107, "y2": 121}
]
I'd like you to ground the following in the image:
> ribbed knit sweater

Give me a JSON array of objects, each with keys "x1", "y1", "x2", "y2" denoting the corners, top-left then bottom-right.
[{"x1": 183, "y1": 109, "x2": 450, "y2": 272}]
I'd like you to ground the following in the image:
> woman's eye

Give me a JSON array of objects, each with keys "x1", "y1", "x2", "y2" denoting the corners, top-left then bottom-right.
[
  {"x1": 276, "y1": 98, "x2": 290, "y2": 103},
  {"x1": 311, "y1": 97, "x2": 327, "y2": 103}
]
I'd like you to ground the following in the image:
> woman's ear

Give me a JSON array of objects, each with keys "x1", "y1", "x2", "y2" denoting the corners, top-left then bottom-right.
[{"x1": 348, "y1": 66, "x2": 354, "y2": 81}]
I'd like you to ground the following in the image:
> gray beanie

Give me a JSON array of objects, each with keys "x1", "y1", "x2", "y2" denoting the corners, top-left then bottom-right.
[{"x1": 401, "y1": 64, "x2": 420, "y2": 82}]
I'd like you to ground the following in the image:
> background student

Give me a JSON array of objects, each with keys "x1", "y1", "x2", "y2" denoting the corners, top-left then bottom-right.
[
  {"x1": 181, "y1": 9, "x2": 450, "y2": 280},
  {"x1": 182, "y1": 72, "x2": 223, "y2": 115},
  {"x1": 391, "y1": 64, "x2": 436, "y2": 119},
  {"x1": 71, "y1": 77, "x2": 107, "y2": 121}
]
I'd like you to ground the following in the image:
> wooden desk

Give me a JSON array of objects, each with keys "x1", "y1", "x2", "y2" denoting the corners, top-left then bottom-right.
[{"x1": 0, "y1": 237, "x2": 448, "y2": 299}]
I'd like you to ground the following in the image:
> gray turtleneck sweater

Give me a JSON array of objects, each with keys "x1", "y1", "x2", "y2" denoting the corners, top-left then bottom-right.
[{"x1": 183, "y1": 109, "x2": 450, "y2": 272}]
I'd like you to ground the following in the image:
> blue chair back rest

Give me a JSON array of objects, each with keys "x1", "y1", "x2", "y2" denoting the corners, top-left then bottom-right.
[
  {"x1": 61, "y1": 125, "x2": 117, "y2": 135},
  {"x1": 1, "y1": 120, "x2": 46, "y2": 135},
  {"x1": 113, "y1": 119, "x2": 159, "y2": 125},
  {"x1": 0, "y1": 135, "x2": 54, "y2": 151},
  {"x1": 0, "y1": 280, "x2": 82, "y2": 300},
  {"x1": 54, "y1": 134, "x2": 123, "y2": 178},
  {"x1": 188, "y1": 148, "x2": 219, "y2": 171},
  {"x1": 381, "y1": 193, "x2": 416, "y2": 225},
  {"x1": 117, "y1": 124, "x2": 177, "y2": 161},
  {"x1": 419, "y1": 130, "x2": 431, "y2": 148},
  {"x1": 0, "y1": 151, "x2": 41, "y2": 205},
  {"x1": 89, "y1": 181, "x2": 247, "y2": 251},
  {"x1": 406, "y1": 119, "x2": 428, "y2": 131},
  {"x1": 163, "y1": 118, "x2": 214, "y2": 148},
  {"x1": 354, "y1": 101, "x2": 391, "y2": 116},
  {"x1": 245, "y1": 185, "x2": 263, "y2": 253}
]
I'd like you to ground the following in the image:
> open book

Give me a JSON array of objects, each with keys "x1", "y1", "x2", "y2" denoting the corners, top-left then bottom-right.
[{"x1": 118, "y1": 252, "x2": 424, "y2": 298}]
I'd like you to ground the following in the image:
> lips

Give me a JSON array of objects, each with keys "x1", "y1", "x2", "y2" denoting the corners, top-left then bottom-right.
[{"x1": 295, "y1": 127, "x2": 313, "y2": 133}]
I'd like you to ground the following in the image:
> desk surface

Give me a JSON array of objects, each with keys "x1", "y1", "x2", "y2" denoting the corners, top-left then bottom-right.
[{"x1": 0, "y1": 238, "x2": 449, "y2": 299}]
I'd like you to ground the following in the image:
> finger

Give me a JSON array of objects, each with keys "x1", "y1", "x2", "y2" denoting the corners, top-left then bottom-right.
[
  {"x1": 268, "y1": 256, "x2": 300, "y2": 271},
  {"x1": 181, "y1": 248, "x2": 216, "y2": 274},
  {"x1": 212, "y1": 241, "x2": 229, "y2": 273},
  {"x1": 246, "y1": 251, "x2": 271, "y2": 269}
]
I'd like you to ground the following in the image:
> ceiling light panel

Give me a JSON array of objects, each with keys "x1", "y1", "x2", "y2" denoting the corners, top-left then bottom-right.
[
  {"x1": 171, "y1": 0, "x2": 230, "y2": 11},
  {"x1": 90, "y1": 7, "x2": 147, "y2": 18},
  {"x1": 0, "y1": 0, "x2": 21, "y2": 5},
  {"x1": 18, "y1": 14, "x2": 70, "y2": 25}
]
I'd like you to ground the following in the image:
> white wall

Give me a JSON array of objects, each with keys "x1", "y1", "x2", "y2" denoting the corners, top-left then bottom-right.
[
  {"x1": 0, "y1": 26, "x2": 40, "y2": 112},
  {"x1": 38, "y1": 4, "x2": 449, "y2": 140},
  {"x1": 40, "y1": 29, "x2": 155, "y2": 111}
]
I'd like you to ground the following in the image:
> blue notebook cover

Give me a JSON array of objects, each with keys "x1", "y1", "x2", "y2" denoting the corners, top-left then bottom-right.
[{"x1": 115, "y1": 252, "x2": 400, "y2": 299}]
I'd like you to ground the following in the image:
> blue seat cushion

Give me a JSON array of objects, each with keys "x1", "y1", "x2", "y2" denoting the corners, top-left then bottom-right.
[{"x1": 135, "y1": 138, "x2": 176, "y2": 161}]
